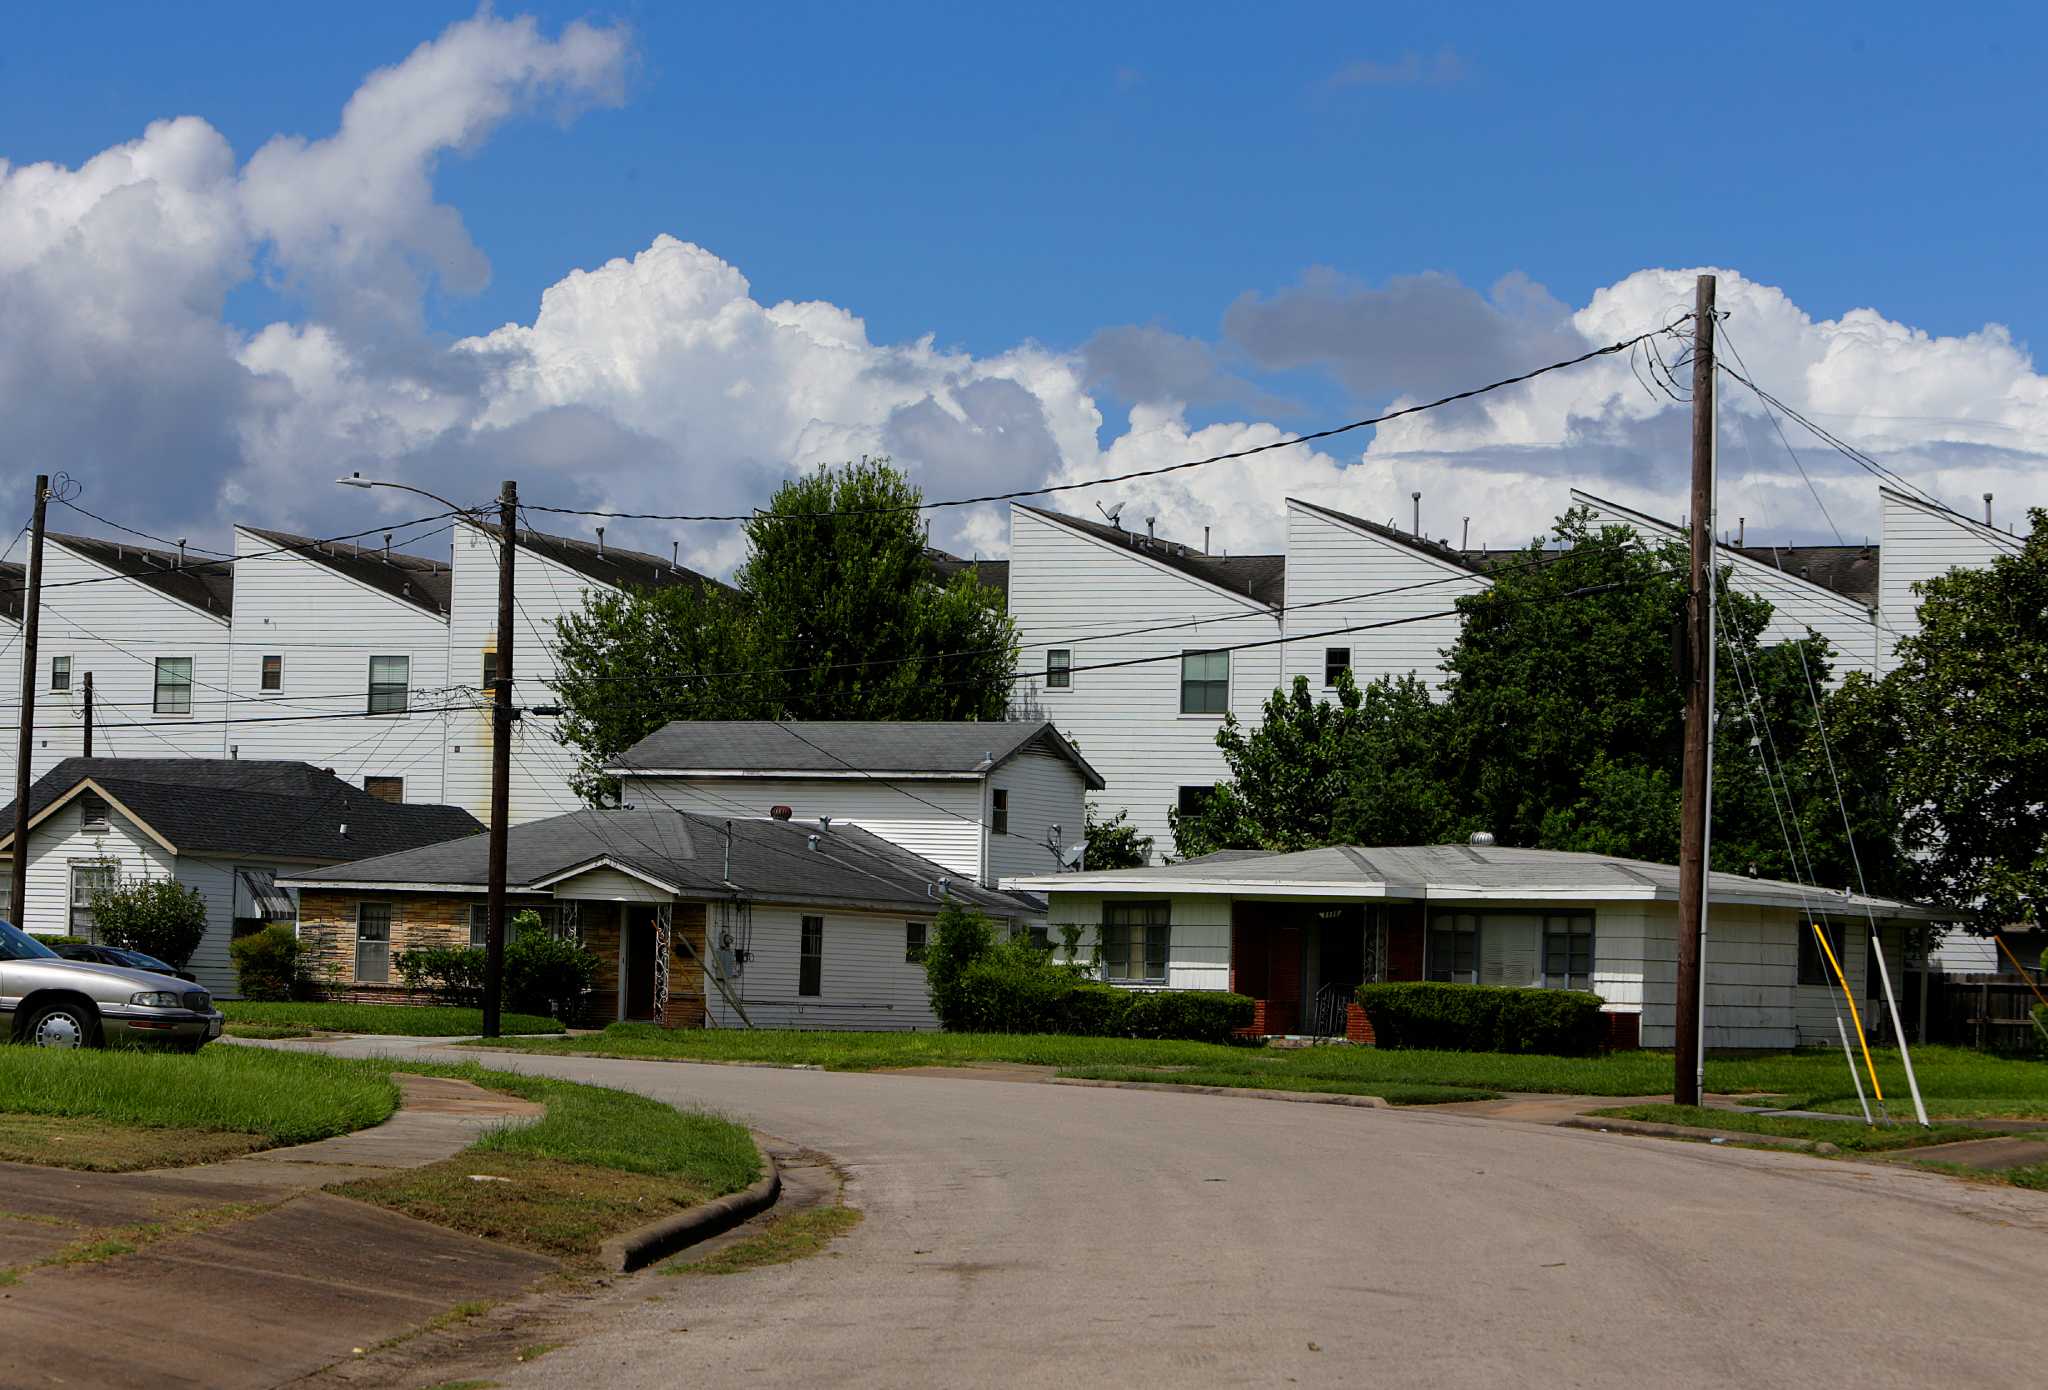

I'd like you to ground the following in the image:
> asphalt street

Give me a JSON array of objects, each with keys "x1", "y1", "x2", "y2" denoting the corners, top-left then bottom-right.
[{"x1": 314, "y1": 1039, "x2": 2048, "y2": 1389}]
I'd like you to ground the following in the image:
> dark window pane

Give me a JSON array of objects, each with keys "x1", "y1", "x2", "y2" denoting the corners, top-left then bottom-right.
[
  {"x1": 368, "y1": 655, "x2": 409, "y2": 714},
  {"x1": 799, "y1": 915, "x2": 823, "y2": 996},
  {"x1": 260, "y1": 655, "x2": 283, "y2": 691},
  {"x1": 154, "y1": 657, "x2": 193, "y2": 715},
  {"x1": 992, "y1": 789, "x2": 1009, "y2": 835},
  {"x1": 1324, "y1": 648, "x2": 1350, "y2": 687},
  {"x1": 1046, "y1": 649, "x2": 1071, "y2": 689}
]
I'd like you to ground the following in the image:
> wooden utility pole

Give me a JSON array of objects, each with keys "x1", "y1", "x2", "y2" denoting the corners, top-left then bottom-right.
[
  {"x1": 483, "y1": 480, "x2": 517, "y2": 1039},
  {"x1": 9, "y1": 475, "x2": 49, "y2": 927},
  {"x1": 1674, "y1": 274, "x2": 1717, "y2": 1107},
  {"x1": 81, "y1": 672, "x2": 92, "y2": 759}
]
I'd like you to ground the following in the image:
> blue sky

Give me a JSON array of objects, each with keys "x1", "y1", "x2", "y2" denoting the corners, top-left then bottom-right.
[{"x1": 3, "y1": 3, "x2": 2045, "y2": 558}]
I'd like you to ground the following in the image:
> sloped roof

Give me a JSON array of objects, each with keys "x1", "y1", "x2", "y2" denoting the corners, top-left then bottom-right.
[
  {"x1": 49, "y1": 534, "x2": 233, "y2": 619},
  {"x1": 925, "y1": 548, "x2": 1010, "y2": 597},
  {"x1": 0, "y1": 560, "x2": 21, "y2": 624},
  {"x1": 1006, "y1": 842, "x2": 1950, "y2": 921},
  {"x1": 1017, "y1": 506, "x2": 1285, "y2": 607},
  {"x1": 1569, "y1": 490, "x2": 1880, "y2": 608},
  {"x1": 240, "y1": 526, "x2": 453, "y2": 617},
  {"x1": 0, "y1": 759, "x2": 482, "y2": 862},
  {"x1": 468, "y1": 522, "x2": 733, "y2": 597},
  {"x1": 610, "y1": 719, "x2": 1105, "y2": 790},
  {"x1": 1287, "y1": 497, "x2": 1487, "y2": 575},
  {"x1": 280, "y1": 808, "x2": 1036, "y2": 918}
]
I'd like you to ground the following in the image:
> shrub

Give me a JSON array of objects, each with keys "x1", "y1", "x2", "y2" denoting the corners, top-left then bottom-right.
[
  {"x1": 89, "y1": 875, "x2": 208, "y2": 967},
  {"x1": 924, "y1": 901, "x2": 1000, "y2": 1027},
  {"x1": 229, "y1": 924, "x2": 312, "y2": 1001},
  {"x1": 504, "y1": 922, "x2": 600, "y2": 1021},
  {"x1": 1123, "y1": 989, "x2": 1255, "y2": 1044},
  {"x1": 394, "y1": 945, "x2": 487, "y2": 1006},
  {"x1": 1357, "y1": 982, "x2": 1607, "y2": 1055}
]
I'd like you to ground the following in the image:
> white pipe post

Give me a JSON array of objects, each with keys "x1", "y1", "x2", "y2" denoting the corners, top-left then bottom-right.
[{"x1": 1868, "y1": 926, "x2": 1929, "y2": 1127}]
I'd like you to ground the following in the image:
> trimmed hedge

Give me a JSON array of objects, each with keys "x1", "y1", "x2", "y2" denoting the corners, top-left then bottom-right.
[
  {"x1": 1122, "y1": 989, "x2": 1255, "y2": 1044},
  {"x1": 1357, "y1": 981, "x2": 1607, "y2": 1055},
  {"x1": 945, "y1": 958, "x2": 1254, "y2": 1040}
]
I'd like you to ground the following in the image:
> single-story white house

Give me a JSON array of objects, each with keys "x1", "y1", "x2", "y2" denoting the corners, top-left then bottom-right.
[
  {"x1": 1005, "y1": 842, "x2": 1953, "y2": 1048},
  {"x1": 280, "y1": 806, "x2": 1039, "y2": 1030},
  {"x1": 0, "y1": 758, "x2": 482, "y2": 995},
  {"x1": 606, "y1": 719, "x2": 1104, "y2": 888}
]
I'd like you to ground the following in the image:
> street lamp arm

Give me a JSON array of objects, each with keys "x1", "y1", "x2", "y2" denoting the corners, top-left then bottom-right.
[{"x1": 333, "y1": 472, "x2": 487, "y2": 521}]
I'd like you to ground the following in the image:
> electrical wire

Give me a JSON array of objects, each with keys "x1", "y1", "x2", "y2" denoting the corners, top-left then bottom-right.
[{"x1": 517, "y1": 324, "x2": 1688, "y2": 524}]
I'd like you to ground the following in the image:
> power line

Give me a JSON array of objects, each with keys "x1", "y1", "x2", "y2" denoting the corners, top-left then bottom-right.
[
  {"x1": 517, "y1": 323, "x2": 1687, "y2": 524},
  {"x1": 1716, "y1": 361, "x2": 1950, "y2": 514}
]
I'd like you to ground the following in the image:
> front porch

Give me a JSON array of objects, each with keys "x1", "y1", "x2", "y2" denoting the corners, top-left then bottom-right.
[{"x1": 1227, "y1": 901, "x2": 1425, "y2": 1039}]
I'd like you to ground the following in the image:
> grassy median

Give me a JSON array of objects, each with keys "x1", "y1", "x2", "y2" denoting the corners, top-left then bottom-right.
[
  {"x1": 220, "y1": 1001, "x2": 565, "y2": 1037},
  {"x1": 0, "y1": 1044, "x2": 400, "y2": 1168}
]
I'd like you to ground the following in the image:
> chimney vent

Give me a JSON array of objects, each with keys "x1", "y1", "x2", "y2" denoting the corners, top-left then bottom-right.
[
  {"x1": 808, "y1": 833, "x2": 820, "y2": 851},
  {"x1": 1203, "y1": 526, "x2": 1210, "y2": 554},
  {"x1": 819, "y1": 814, "x2": 833, "y2": 829},
  {"x1": 1146, "y1": 516, "x2": 1156, "y2": 540},
  {"x1": 1411, "y1": 492, "x2": 1421, "y2": 536},
  {"x1": 1468, "y1": 831, "x2": 1497, "y2": 847},
  {"x1": 671, "y1": 540, "x2": 680, "y2": 570},
  {"x1": 595, "y1": 526, "x2": 605, "y2": 557},
  {"x1": 769, "y1": 804, "x2": 793, "y2": 821},
  {"x1": 1738, "y1": 517, "x2": 1746, "y2": 547},
  {"x1": 1984, "y1": 492, "x2": 1994, "y2": 526}
]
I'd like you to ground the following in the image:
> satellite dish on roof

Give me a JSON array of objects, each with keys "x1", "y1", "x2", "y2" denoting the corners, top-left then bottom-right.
[{"x1": 1096, "y1": 501, "x2": 1127, "y2": 529}]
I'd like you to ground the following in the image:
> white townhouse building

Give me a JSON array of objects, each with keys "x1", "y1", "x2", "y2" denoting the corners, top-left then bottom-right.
[
  {"x1": 226, "y1": 527, "x2": 455, "y2": 803},
  {"x1": 607, "y1": 719, "x2": 1103, "y2": 889},
  {"x1": 1876, "y1": 486, "x2": 2025, "y2": 673},
  {"x1": 443, "y1": 521, "x2": 729, "y2": 826},
  {"x1": 6, "y1": 534, "x2": 236, "y2": 782},
  {"x1": 1006, "y1": 505, "x2": 1285, "y2": 862}
]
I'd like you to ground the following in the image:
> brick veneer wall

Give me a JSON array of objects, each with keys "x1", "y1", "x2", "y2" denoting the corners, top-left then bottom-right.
[{"x1": 298, "y1": 889, "x2": 561, "y2": 995}]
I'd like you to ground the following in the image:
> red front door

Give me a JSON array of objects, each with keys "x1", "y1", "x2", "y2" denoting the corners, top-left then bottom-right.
[{"x1": 1231, "y1": 918, "x2": 1304, "y2": 1034}]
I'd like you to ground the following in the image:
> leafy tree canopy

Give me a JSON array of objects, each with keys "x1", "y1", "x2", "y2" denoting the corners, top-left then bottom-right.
[{"x1": 553, "y1": 458, "x2": 1017, "y2": 801}]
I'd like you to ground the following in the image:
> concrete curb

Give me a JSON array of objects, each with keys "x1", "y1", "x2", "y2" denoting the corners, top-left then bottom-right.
[
  {"x1": 1558, "y1": 1115, "x2": 1819, "y2": 1151},
  {"x1": 1050, "y1": 1077, "x2": 1389, "y2": 1109},
  {"x1": 601, "y1": 1138, "x2": 783, "y2": 1274}
]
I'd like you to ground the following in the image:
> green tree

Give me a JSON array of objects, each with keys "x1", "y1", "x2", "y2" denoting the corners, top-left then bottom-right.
[
  {"x1": 552, "y1": 458, "x2": 1018, "y2": 801},
  {"x1": 1083, "y1": 805, "x2": 1153, "y2": 869},
  {"x1": 1841, "y1": 513, "x2": 2048, "y2": 925}
]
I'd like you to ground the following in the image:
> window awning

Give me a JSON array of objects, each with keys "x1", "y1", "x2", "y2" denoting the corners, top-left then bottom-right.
[{"x1": 236, "y1": 867, "x2": 297, "y2": 920}]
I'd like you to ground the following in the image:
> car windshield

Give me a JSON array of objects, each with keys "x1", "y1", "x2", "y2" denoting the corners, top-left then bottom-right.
[
  {"x1": 0, "y1": 921, "x2": 59, "y2": 961},
  {"x1": 119, "y1": 950, "x2": 175, "y2": 972}
]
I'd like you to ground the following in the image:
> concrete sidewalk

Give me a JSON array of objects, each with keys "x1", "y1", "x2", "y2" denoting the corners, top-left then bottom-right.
[{"x1": 0, "y1": 1072, "x2": 556, "y2": 1390}]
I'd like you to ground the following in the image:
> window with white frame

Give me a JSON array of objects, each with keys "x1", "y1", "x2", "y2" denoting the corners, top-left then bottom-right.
[
  {"x1": 1429, "y1": 910, "x2": 1597, "y2": 990},
  {"x1": 1045, "y1": 648, "x2": 1071, "y2": 689},
  {"x1": 367, "y1": 655, "x2": 409, "y2": 714},
  {"x1": 355, "y1": 902, "x2": 393, "y2": 982},
  {"x1": 50, "y1": 655, "x2": 70, "y2": 692},
  {"x1": 1101, "y1": 900, "x2": 1169, "y2": 983},
  {"x1": 799, "y1": 915, "x2": 823, "y2": 996},
  {"x1": 153, "y1": 657, "x2": 193, "y2": 715},
  {"x1": 1180, "y1": 650, "x2": 1228, "y2": 714},
  {"x1": 69, "y1": 862, "x2": 116, "y2": 942},
  {"x1": 260, "y1": 654, "x2": 283, "y2": 691}
]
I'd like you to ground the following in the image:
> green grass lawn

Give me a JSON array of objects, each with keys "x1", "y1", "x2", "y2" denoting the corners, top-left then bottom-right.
[
  {"x1": 0, "y1": 1044, "x2": 399, "y2": 1160},
  {"x1": 477, "y1": 1025, "x2": 2048, "y2": 1115},
  {"x1": 1590, "y1": 1104, "x2": 2000, "y2": 1152},
  {"x1": 334, "y1": 1061, "x2": 760, "y2": 1266},
  {"x1": 220, "y1": 1001, "x2": 564, "y2": 1037}
]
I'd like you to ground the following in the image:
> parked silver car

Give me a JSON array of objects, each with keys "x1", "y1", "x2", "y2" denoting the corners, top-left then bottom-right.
[{"x1": 0, "y1": 921, "x2": 222, "y2": 1050}]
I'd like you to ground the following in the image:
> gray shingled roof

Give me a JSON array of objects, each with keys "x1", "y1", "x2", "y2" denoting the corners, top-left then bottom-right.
[
  {"x1": 1018, "y1": 506, "x2": 1285, "y2": 607},
  {"x1": 50, "y1": 534, "x2": 234, "y2": 618},
  {"x1": 241, "y1": 526, "x2": 454, "y2": 617},
  {"x1": 1006, "y1": 842, "x2": 1949, "y2": 920},
  {"x1": 0, "y1": 758, "x2": 482, "y2": 862},
  {"x1": 472, "y1": 523, "x2": 734, "y2": 597},
  {"x1": 0, "y1": 560, "x2": 21, "y2": 624},
  {"x1": 609, "y1": 719, "x2": 1104, "y2": 789},
  {"x1": 281, "y1": 807, "x2": 1036, "y2": 918},
  {"x1": 925, "y1": 548, "x2": 1009, "y2": 599},
  {"x1": 1288, "y1": 498, "x2": 1487, "y2": 574}
]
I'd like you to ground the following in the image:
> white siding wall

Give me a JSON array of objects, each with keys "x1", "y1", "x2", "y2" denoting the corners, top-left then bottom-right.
[
  {"x1": 13, "y1": 797, "x2": 304, "y2": 996},
  {"x1": 17, "y1": 541, "x2": 231, "y2": 778},
  {"x1": 446, "y1": 523, "x2": 602, "y2": 825},
  {"x1": 707, "y1": 903, "x2": 940, "y2": 1030},
  {"x1": 984, "y1": 750, "x2": 1089, "y2": 884},
  {"x1": 1039, "y1": 891, "x2": 1234, "y2": 992},
  {"x1": 1572, "y1": 493, "x2": 1880, "y2": 683},
  {"x1": 0, "y1": 617, "x2": 19, "y2": 791},
  {"x1": 1878, "y1": 489, "x2": 2025, "y2": 673},
  {"x1": 625, "y1": 776, "x2": 987, "y2": 881},
  {"x1": 1279, "y1": 503, "x2": 1486, "y2": 696},
  {"x1": 225, "y1": 528, "x2": 451, "y2": 801},
  {"x1": 1008, "y1": 510, "x2": 1282, "y2": 863}
]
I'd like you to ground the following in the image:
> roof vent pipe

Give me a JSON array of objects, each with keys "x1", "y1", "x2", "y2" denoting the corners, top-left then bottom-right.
[
  {"x1": 176, "y1": 539, "x2": 187, "y2": 570},
  {"x1": 1203, "y1": 526, "x2": 1210, "y2": 554},
  {"x1": 1411, "y1": 492, "x2": 1421, "y2": 536},
  {"x1": 671, "y1": 540, "x2": 680, "y2": 571},
  {"x1": 595, "y1": 526, "x2": 605, "y2": 557},
  {"x1": 1737, "y1": 517, "x2": 1746, "y2": 548},
  {"x1": 1146, "y1": 516, "x2": 1156, "y2": 540},
  {"x1": 807, "y1": 833, "x2": 820, "y2": 852},
  {"x1": 769, "y1": 804, "x2": 793, "y2": 820},
  {"x1": 1461, "y1": 517, "x2": 1470, "y2": 549},
  {"x1": 383, "y1": 532, "x2": 393, "y2": 558},
  {"x1": 818, "y1": 815, "x2": 832, "y2": 829},
  {"x1": 1985, "y1": 492, "x2": 1994, "y2": 526},
  {"x1": 1468, "y1": 831, "x2": 1496, "y2": 847}
]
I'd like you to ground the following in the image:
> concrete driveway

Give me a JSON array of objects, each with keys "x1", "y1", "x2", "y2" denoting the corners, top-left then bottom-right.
[{"x1": 306, "y1": 1039, "x2": 2048, "y2": 1389}]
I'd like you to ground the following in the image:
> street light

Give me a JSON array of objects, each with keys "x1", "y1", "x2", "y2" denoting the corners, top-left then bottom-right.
[{"x1": 336, "y1": 473, "x2": 518, "y2": 1040}]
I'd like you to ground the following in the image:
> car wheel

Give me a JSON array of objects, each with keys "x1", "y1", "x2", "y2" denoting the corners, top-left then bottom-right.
[{"x1": 26, "y1": 1000, "x2": 102, "y2": 1050}]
